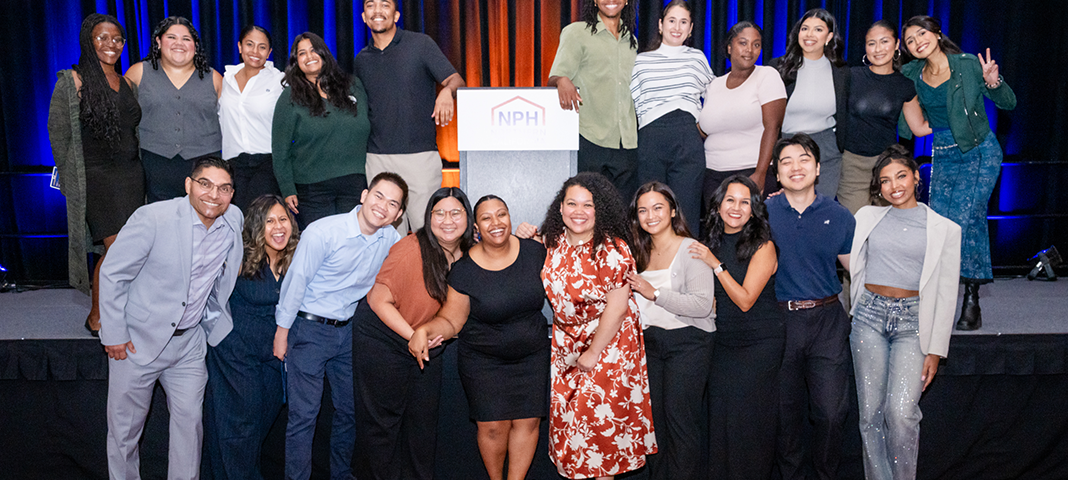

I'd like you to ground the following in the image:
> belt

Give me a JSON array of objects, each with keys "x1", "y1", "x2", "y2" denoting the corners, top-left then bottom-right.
[
  {"x1": 173, "y1": 327, "x2": 192, "y2": 336},
  {"x1": 298, "y1": 310, "x2": 351, "y2": 327},
  {"x1": 779, "y1": 294, "x2": 840, "y2": 311}
]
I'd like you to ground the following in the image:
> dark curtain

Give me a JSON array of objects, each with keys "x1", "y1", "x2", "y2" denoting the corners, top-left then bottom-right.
[{"x1": 0, "y1": 0, "x2": 1065, "y2": 283}]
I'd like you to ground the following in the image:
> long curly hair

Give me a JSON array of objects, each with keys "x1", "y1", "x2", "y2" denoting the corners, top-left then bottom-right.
[
  {"x1": 417, "y1": 187, "x2": 475, "y2": 304},
  {"x1": 775, "y1": 8, "x2": 846, "y2": 82},
  {"x1": 628, "y1": 181, "x2": 693, "y2": 272},
  {"x1": 900, "y1": 15, "x2": 962, "y2": 63},
  {"x1": 74, "y1": 13, "x2": 126, "y2": 143},
  {"x1": 581, "y1": 0, "x2": 638, "y2": 49},
  {"x1": 541, "y1": 172, "x2": 631, "y2": 251},
  {"x1": 282, "y1": 32, "x2": 358, "y2": 117},
  {"x1": 144, "y1": 16, "x2": 211, "y2": 79},
  {"x1": 240, "y1": 195, "x2": 301, "y2": 279},
  {"x1": 703, "y1": 175, "x2": 771, "y2": 262}
]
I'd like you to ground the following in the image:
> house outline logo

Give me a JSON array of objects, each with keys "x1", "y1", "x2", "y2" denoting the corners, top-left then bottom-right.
[{"x1": 490, "y1": 96, "x2": 547, "y2": 127}]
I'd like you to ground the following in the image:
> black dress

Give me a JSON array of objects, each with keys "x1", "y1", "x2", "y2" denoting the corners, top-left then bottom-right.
[
  {"x1": 707, "y1": 232, "x2": 784, "y2": 480},
  {"x1": 447, "y1": 238, "x2": 551, "y2": 421},
  {"x1": 81, "y1": 79, "x2": 144, "y2": 242}
]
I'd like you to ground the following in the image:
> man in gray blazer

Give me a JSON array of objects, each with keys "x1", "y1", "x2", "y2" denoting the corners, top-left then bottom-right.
[{"x1": 99, "y1": 156, "x2": 244, "y2": 480}]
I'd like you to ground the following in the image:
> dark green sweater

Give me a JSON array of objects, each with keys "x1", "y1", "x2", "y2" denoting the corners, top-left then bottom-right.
[{"x1": 271, "y1": 79, "x2": 370, "y2": 198}]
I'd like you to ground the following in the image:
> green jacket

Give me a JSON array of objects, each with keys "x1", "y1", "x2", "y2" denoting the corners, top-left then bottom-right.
[
  {"x1": 47, "y1": 70, "x2": 100, "y2": 295},
  {"x1": 898, "y1": 53, "x2": 1016, "y2": 153}
]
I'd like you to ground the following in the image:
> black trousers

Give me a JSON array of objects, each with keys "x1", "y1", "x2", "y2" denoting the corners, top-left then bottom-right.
[
  {"x1": 708, "y1": 324, "x2": 785, "y2": 480},
  {"x1": 578, "y1": 135, "x2": 638, "y2": 204},
  {"x1": 142, "y1": 149, "x2": 220, "y2": 203},
  {"x1": 644, "y1": 326, "x2": 715, "y2": 480},
  {"x1": 352, "y1": 302, "x2": 444, "y2": 480},
  {"x1": 228, "y1": 152, "x2": 281, "y2": 212},
  {"x1": 777, "y1": 303, "x2": 852, "y2": 480},
  {"x1": 637, "y1": 110, "x2": 706, "y2": 234},
  {"x1": 294, "y1": 173, "x2": 367, "y2": 229}
]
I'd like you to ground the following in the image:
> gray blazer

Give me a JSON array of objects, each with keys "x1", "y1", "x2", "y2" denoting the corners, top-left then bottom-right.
[
  {"x1": 99, "y1": 196, "x2": 243, "y2": 365},
  {"x1": 849, "y1": 204, "x2": 961, "y2": 357},
  {"x1": 650, "y1": 237, "x2": 717, "y2": 332}
]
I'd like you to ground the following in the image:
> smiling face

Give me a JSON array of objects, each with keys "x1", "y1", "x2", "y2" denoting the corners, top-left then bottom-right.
[
  {"x1": 263, "y1": 203, "x2": 292, "y2": 255},
  {"x1": 878, "y1": 161, "x2": 920, "y2": 209},
  {"x1": 92, "y1": 22, "x2": 124, "y2": 68},
  {"x1": 718, "y1": 182, "x2": 754, "y2": 234},
  {"x1": 728, "y1": 26, "x2": 762, "y2": 71},
  {"x1": 474, "y1": 199, "x2": 511, "y2": 248},
  {"x1": 157, "y1": 24, "x2": 195, "y2": 67},
  {"x1": 636, "y1": 191, "x2": 675, "y2": 237},
  {"x1": 358, "y1": 180, "x2": 405, "y2": 232},
  {"x1": 798, "y1": 17, "x2": 831, "y2": 58},
  {"x1": 295, "y1": 38, "x2": 322, "y2": 78},
  {"x1": 239, "y1": 29, "x2": 271, "y2": 69},
  {"x1": 185, "y1": 166, "x2": 233, "y2": 227},
  {"x1": 776, "y1": 144, "x2": 820, "y2": 193},
  {"x1": 362, "y1": 0, "x2": 400, "y2": 34},
  {"x1": 659, "y1": 5, "x2": 692, "y2": 48},
  {"x1": 560, "y1": 185, "x2": 596, "y2": 243},
  {"x1": 596, "y1": 0, "x2": 626, "y2": 20},
  {"x1": 865, "y1": 25, "x2": 899, "y2": 69},
  {"x1": 903, "y1": 25, "x2": 941, "y2": 59},
  {"x1": 429, "y1": 196, "x2": 467, "y2": 247}
]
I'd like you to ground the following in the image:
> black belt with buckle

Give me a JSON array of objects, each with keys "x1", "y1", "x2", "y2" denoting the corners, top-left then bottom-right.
[
  {"x1": 298, "y1": 310, "x2": 351, "y2": 327},
  {"x1": 173, "y1": 327, "x2": 192, "y2": 336},
  {"x1": 779, "y1": 294, "x2": 840, "y2": 311}
]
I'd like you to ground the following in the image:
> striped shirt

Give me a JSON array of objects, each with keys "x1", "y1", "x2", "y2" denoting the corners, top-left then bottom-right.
[
  {"x1": 177, "y1": 203, "x2": 238, "y2": 329},
  {"x1": 630, "y1": 44, "x2": 714, "y2": 129}
]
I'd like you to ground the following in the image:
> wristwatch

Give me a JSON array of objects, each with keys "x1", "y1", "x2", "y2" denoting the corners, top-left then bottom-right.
[
  {"x1": 652, "y1": 288, "x2": 661, "y2": 301},
  {"x1": 713, "y1": 263, "x2": 725, "y2": 275}
]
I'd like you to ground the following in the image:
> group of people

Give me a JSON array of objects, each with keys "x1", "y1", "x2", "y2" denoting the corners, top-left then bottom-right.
[{"x1": 45, "y1": 0, "x2": 1016, "y2": 479}]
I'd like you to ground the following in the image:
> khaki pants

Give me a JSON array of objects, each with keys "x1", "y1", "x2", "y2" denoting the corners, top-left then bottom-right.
[
  {"x1": 366, "y1": 151, "x2": 443, "y2": 233},
  {"x1": 838, "y1": 150, "x2": 882, "y2": 215}
]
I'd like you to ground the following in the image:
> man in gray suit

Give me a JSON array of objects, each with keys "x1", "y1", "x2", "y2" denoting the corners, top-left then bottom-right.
[{"x1": 100, "y1": 156, "x2": 244, "y2": 479}]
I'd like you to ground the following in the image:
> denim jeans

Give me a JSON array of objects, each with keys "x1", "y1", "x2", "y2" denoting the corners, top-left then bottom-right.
[{"x1": 850, "y1": 290, "x2": 925, "y2": 480}]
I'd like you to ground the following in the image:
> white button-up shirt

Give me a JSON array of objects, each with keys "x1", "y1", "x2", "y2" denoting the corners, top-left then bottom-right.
[{"x1": 219, "y1": 61, "x2": 286, "y2": 159}]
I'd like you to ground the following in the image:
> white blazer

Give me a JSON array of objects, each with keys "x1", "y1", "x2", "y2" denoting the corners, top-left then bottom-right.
[{"x1": 849, "y1": 204, "x2": 961, "y2": 357}]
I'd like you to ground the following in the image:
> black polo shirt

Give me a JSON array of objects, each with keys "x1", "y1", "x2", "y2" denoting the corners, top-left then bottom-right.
[{"x1": 354, "y1": 28, "x2": 458, "y2": 155}]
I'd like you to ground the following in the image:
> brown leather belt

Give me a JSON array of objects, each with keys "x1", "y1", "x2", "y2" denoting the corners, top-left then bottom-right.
[{"x1": 779, "y1": 294, "x2": 840, "y2": 311}]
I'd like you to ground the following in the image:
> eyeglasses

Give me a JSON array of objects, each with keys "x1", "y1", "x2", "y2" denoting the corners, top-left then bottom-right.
[
  {"x1": 191, "y1": 177, "x2": 234, "y2": 196},
  {"x1": 94, "y1": 34, "x2": 126, "y2": 46},
  {"x1": 431, "y1": 208, "x2": 465, "y2": 222}
]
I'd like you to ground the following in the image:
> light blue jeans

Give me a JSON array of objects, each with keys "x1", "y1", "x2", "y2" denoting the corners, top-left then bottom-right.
[{"x1": 850, "y1": 290, "x2": 926, "y2": 480}]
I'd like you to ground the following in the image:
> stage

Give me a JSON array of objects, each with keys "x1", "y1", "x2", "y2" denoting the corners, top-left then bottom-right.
[{"x1": 2, "y1": 278, "x2": 1067, "y2": 479}]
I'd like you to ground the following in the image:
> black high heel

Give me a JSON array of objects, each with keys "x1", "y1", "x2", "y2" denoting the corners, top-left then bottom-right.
[{"x1": 85, "y1": 317, "x2": 100, "y2": 337}]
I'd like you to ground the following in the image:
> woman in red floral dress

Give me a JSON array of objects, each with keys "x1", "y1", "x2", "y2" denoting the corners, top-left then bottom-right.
[{"x1": 538, "y1": 172, "x2": 657, "y2": 479}]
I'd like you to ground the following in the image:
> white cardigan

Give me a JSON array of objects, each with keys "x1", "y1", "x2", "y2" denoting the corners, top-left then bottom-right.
[{"x1": 849, "y1": 204, "x2": 961, "y2": 357}]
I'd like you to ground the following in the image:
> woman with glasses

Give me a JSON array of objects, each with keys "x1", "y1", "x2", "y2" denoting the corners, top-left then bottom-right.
[
  {"x1": 272, "y1": 32, "x2": 369, "y2": 229},
  {"x1": 49, "y1": 13, "x2": 143, "y2": 336},
  {"x1": 353, "y1": 188, "x2": 475, "y2": 480},
  {"x1": 125, "y1": 16, "x2": 223, "y2": 203}
]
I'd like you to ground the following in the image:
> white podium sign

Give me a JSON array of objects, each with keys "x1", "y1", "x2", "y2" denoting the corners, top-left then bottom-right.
[{"x1": 457, "y1": 88, "x2": 579, "y2": 151}]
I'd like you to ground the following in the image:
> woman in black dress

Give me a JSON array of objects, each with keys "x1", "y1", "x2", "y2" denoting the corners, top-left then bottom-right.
[
  {"x1": 409, "y1": 195, "x2": 549, "y2": 480},
  {"x1": 48, "y1": 13, "x2": 143, "y2": 335},
  {"x1": 203, "y1": 194, "x2": 300, "y2": 479}
]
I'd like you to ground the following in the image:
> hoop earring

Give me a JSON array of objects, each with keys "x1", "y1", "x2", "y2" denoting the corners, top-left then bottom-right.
[
  {"x1": 862, "y1": 54, "x2": 871, "y2": 66},
  {"x1": 894, "y1": 50, "x2": 901, "y2": 61}
]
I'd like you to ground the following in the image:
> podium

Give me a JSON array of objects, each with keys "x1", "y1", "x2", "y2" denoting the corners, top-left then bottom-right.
[{"x1": 457, "y1": 87, "x2": 578, "y2": 230}]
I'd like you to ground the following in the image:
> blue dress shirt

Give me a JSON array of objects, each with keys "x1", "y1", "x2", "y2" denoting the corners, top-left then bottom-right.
[{"x1": 275, "y1": 206, "x2": 402, "y2": 328}]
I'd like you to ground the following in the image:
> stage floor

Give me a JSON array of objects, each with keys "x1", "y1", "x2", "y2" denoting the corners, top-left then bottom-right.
[{"x1": 3, "y1": 277, "x2": 1065, "y2": 341}]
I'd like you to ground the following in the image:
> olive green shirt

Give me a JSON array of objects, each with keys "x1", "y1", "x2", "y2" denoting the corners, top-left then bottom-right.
[{"x1": 549, "y1": 19, "x2": 638, "y2": 149}]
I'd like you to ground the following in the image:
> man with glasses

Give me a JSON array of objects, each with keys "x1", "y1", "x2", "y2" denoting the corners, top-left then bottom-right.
[
  {"x1": 273, "y1": 172, "x2": 408, "y2": 480},
  {"x1": 99, "y1": 156, "x2": 243, "y2": 479}
]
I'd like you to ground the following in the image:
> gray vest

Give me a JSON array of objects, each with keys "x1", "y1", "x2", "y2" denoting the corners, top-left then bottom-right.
[{"x1": 138, "y1": 64, "x2": 221, "y2": 158}]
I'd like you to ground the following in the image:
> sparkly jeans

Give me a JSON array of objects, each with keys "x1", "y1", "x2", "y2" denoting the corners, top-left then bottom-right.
[
  {"x1": 929, "y1": 130, "x2": 1002, "y2": 281},
  {"x1": 850, "y1": 290, "x2": 925, "y2": 480}
]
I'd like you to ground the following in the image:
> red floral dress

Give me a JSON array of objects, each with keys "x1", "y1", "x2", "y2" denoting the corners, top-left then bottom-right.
[{"x1": 541, "y1": 235, "x2": 657, "y2": 479}]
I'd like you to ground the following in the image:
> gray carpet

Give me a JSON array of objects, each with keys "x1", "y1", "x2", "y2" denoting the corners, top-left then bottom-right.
[{"x1": 1, "y1": 278, "x2": 1065, "y2": 340}]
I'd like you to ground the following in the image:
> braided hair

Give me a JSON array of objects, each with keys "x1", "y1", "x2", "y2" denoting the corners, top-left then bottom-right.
[{"x1": 73, "y1": 13, "x2": 126, "y2": 142}]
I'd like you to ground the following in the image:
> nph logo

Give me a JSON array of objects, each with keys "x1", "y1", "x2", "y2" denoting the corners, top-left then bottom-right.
[{"x1": 491, "y1": 96, "x2": 547, "y2": 127}]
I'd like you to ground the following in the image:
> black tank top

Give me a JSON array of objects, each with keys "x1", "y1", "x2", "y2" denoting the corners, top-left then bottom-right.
[{"x1": 712, "y1": 232, "x2": 782, "y2": 333}]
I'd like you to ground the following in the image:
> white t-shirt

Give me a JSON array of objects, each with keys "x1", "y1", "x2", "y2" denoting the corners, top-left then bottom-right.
[
  {"x1": 699, "y1": 65, "x2": 787, "y2": 171},
  {"x1": 219, "y1": 62, "x2": 286, "y2": 159}
]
